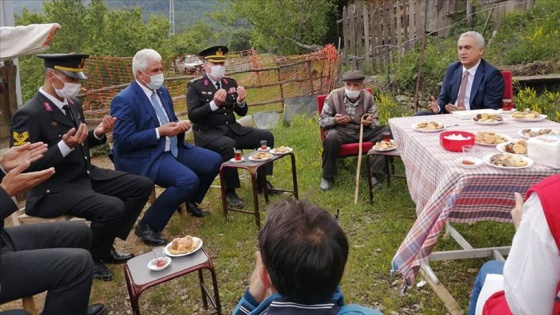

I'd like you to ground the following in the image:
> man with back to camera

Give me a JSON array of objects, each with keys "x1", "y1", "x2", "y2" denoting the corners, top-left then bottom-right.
[
  {"x1": 186, "y1": 45, "x2": 277, "y2": 209},
  {"x1": 10, "y1": 53, "x2": 154, "y2": 281},
  {"x1": 0, "y1": 143, "x2": 105, "y2": 315},
  {"x1": 111, "y1": 49, "x2": 222, "y2": 246},
  {"x1": 418, "y1": 31, "x2": 504, "y2": 115},
  {"x1": 318, "y1": 69, "x2": 391, "y2": 190},
  {"x1": 233, "y1": 198, "x2": 384, "y2": 315}
]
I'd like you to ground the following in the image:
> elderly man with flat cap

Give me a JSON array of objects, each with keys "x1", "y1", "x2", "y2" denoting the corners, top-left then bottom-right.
[
  {"x1": 318, "y1": 69, "x2": 390, "y2": 191},
  {"x1": 186, "y1": 45, "x2": 277, "y2": 209},
  {"x1": 10, "y1": 53, "x2": 154, "y2": 282}
]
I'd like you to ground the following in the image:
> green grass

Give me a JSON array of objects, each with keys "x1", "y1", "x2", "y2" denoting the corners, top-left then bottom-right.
[
  {"x1": 105, "y1": 114, "x2": 514, "y2": 314},
  {"x1": 2, "y1": 114, "x2": 515, "y2": 314}
]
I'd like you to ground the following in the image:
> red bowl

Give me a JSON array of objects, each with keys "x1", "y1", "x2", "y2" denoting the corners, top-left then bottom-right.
[{"x1": 440, "y1": 131, "x2": 476, "y2": 152}]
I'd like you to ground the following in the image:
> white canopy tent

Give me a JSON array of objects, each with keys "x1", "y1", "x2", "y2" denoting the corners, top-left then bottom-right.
[{"x1": 0, "y1": 0, "x2": 59, "y2": 139}]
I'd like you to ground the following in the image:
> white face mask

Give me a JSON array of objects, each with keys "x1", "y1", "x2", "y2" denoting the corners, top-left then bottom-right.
[
  {"x1": 142, "y1": 72, "x2": 164, "y2": 90},
  {"x1": 209, "y1": 65, "x2": 226, "y2": 81},
  {"x1": 345, "y1": 88, "x2": 360, "y2": 99},
  {"x1": 52, "y1": 74, "x2": 81, "y2": 99}
]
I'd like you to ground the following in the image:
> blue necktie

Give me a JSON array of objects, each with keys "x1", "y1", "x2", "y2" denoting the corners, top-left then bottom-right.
[{"x1": 150, "y1": 92, "x2": 178, "y2": 157}]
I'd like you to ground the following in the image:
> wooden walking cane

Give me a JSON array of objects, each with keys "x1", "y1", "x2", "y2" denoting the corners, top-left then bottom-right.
[{"x1": 354, "y1": 115, "x2": 368, "y2": 204}]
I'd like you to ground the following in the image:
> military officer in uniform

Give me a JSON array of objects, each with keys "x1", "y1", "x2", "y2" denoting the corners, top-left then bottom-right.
[
  {"x1": 186, "y1": 46, "x2": 276, "y2": 209},
  {"x1": 10, "y1": 54, "x2": 154, "y2": 282}
]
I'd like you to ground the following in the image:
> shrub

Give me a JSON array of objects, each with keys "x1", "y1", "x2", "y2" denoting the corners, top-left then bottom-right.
[{"x1": 514, "y1": 86, "x2": 560, "y2": 122}]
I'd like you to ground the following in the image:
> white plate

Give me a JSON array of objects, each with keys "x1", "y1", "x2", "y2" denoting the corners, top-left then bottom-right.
[
  {"x1": 248, "y1": 153, "x2": 273, "y2": 161},
  {"x1": 475, "y1": 133, "x2": 512, "y2": 146},
  {"x1": 270, "y1": 147, "x2": 293, "y2": 154},
  {"x1": 229, "y1": 157, "x2": 245, "y2": 163},
  {"x1": 511, "y1": 114, "x2": 547, "y2": 122},
  {"x1": 451, "y1": 109, "x2": 498, "y2": 120},
  {"x1": 371, "y1": 140, "x2": 396, "y2": 152},
  {"x1": 497, "y1": 108, "x2": 517, "y2": 114},
  {"x1": 517, "y1": 128, "x2": 559, "y2": 138},
  {"x1": 472, "y1": 118, "x2": 504, "y2": 125},
  {"x1": 164, "y1": 237, "x2": 203, "y2": 257},
  {"x1": 496, "y1": 141, "x2": 528, "y2": 156},
  {"x1": 257, "y1": 147, "x2": 271, "y2": 152},
  {"x1": 410, "y1": 123, "x2": 445, "y2": 132},
  {"x1": 482, "y1": 153, "x2": 534, "y2": 169},
  {"x1": 455, "y1": 157, "x2": 483, "y2": 169},
  {"x1": 147, "y1": 256, "x2": 172, "y2": 271}
]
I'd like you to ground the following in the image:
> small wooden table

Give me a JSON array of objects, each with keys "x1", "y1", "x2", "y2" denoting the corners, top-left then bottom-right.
[
  {"x1": 219, "y1": 151, "x2": 298, "y2": 228},
  {"x1": 123, "y1": 248, "x2": 221, "y2": 315}
]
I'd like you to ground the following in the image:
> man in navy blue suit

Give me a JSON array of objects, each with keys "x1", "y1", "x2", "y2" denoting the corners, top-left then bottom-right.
[
  {"x1": 111, "y1": 49, "x2": 222, "y2": 246},
  {"x1": 420, "y1": 31, "x2": 504, "y2": 115}
]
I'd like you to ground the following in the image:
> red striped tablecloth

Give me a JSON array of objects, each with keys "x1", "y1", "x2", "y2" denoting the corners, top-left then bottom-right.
[{"x1": 389, "y1": 113, "x2": 560, "y2": 284}]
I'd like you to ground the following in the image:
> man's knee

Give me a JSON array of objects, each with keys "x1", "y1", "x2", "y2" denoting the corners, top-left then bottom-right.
[
  {"x1": 324, "y1": 131, "x2": 341, "y2": 146},
  {"x1": 63, "y1": 248, "x2": 94, "y2": 279}
]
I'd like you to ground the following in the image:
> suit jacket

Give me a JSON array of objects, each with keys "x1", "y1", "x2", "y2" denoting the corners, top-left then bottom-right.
[
  {"x1": 437, "y1": 59, "x2": 504, "y2": 113},
  {"x1": 186, "y1": 74, "x2": 251, "y2": 147},
  {"x1": 111, "y1": 81, "x2": 193, "y2": 179},
  {"x1": 10, "y1": 93, "x2": 122, "y2": 215}
]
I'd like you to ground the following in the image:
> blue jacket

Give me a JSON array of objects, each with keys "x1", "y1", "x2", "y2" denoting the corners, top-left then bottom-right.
[
  {"x1": 232, "y1": 286, "x2": 383, "y2": 315},
  {"x1": 436, "y1": 59, "x2": 504, "y2": 113},
  {"x1": 110, "y1": 81, "x2": 194, "y2": 178}
]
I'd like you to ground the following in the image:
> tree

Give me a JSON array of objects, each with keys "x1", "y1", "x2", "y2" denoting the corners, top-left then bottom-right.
[
  {"x1": 15, "y1": 0, "x2": 173, "y2": 100},
  {"x1": 212, "y1": 0, "x2": 336, "y2": 55}
]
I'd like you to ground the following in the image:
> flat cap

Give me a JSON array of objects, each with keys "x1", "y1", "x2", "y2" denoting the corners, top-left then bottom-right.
[
  {"x1": 37, "y1": 53, "x2": 89, "y2": 80},
  {"x1": 198, "y1": 46, "x2": 228, "y2": 63},
  {"x1": 342, "y1": 69, "x2": 365, "y2": 82}
]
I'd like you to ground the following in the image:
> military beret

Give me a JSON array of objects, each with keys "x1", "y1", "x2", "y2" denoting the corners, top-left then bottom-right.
[
  {"x1": 342, "y1": 70, "x2": 365, "y2": 82},
  {"x1": 198, "y1": 46, "x2": 228, "y2": 63},
  {"x1": 37, "y1": 53, "x2": 89, "y2": 80}
]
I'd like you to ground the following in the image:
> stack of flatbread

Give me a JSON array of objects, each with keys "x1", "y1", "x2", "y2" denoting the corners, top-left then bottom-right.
[{"x1": 168, "y1": 235, "x2": 201, "y2": 255}]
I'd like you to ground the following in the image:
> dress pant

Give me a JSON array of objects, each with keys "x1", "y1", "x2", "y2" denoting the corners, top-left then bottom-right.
[
  {"x1": 75, "y1": 173, "x2": 152, "y2": 258},
  {"x1": 140, "y1": 146, "x2": 222, "y2": 232},
  {"x1": 322, "y1": 125, "x2": 390, "y2": 180},
  {"x1": 0, "y1": 221, "x2": 93, "y2": 315},
  {"x1": 204, "y1": 128, "x2": 274, "y2": 190}
]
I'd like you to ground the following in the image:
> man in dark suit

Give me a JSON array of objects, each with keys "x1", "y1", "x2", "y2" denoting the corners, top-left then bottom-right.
[
  {"x1": 420, "y1": 31, "x2": 504, "y2": 115},
  {"x1": 111, "y1": 49, "x2": 222, "y2": 246},
  {"x1": 186, "y1": 46, "x2": 276, "y2": 209},
  {"x1": 0, "y1": 143, "x2": 105, "y2": 315},
  {"x1": 10, "y1": 54, "x2": 154, "y2": 281}
]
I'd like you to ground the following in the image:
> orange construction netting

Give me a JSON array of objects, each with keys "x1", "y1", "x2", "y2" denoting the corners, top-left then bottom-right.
[{"x1": 82, "y1": 45, "x2": 340, "y2": 122}]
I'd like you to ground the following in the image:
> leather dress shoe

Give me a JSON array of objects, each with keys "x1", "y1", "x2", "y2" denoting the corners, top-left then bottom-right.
[
  {"x1": 257, "y1": 180, "x2": 280, "y2": 195},
  {"x1": 186, "y1": 202, "x2": 209, "y2": 217},
  {"x1": 226, "y1": 191, "x2": 244, "y2": 209},
  {"x1": 87, "y1": 303, "x2": 106, "y2": 315},
  {"x1": 320, "y1": 177, "x2": 331, "y2": 191},
  {"x1": 93, "y1": 260, "x2": 113, "y2": 281},
  {"x1": 135, "y1": 223, "x2": 168, "y2": 246},
  {"x1": 100, "y1": 247, "x2": 134, "y2": 264}
]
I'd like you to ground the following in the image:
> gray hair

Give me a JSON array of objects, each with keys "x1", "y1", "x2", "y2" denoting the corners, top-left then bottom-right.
[
  {"x1": 132, "y1": 49, "x2": 162, "y2": 76},
  {"x1": 459, "y1": 31, "x2": 485, "y2": 48}
]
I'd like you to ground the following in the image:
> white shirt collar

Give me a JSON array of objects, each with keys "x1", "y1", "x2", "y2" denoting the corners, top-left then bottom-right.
[
  {"x1": 38, "y1": 87, "x2": 67, "y2": 111},
  {"x1": 136, "y1": 79, "x2": 156, "y2": 99},
  {"x1": 463, "y1": 60, "x2": 481, "y2": 77}
]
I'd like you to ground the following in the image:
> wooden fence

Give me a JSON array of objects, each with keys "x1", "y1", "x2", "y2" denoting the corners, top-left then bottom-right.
[{"x1": 342, "y1": 0, "x2": 535, "y2": 72}]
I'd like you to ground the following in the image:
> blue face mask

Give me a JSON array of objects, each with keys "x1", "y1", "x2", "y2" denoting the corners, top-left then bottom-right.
[{"x1": 142, "y1": 72, "x2": 164, "y2": 90}]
